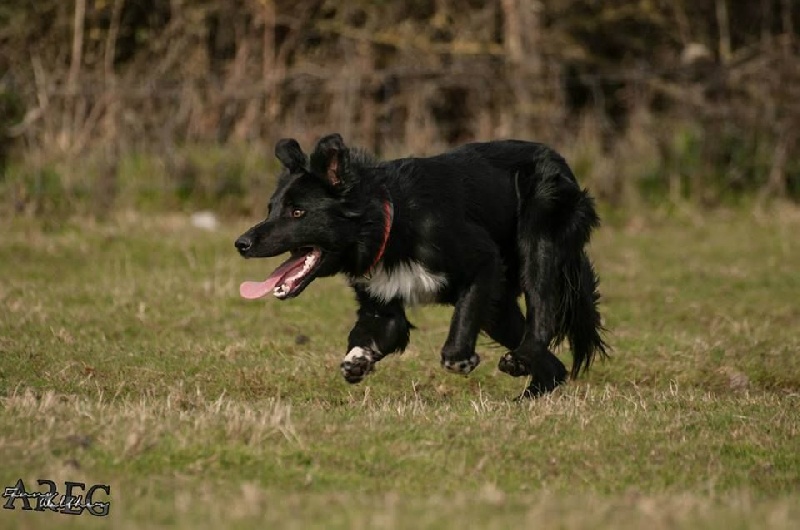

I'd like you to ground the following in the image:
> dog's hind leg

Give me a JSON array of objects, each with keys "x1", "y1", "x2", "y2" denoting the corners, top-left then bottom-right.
[
  {"x1": 502, "y1": 157, "x2": 606, "y2": 398},
  {"x1": 340, "y1": 291, "x2": 412, "y2": 384},
  {"x1": 509, "y1": 236, "x2": 570, "y2": 396}
]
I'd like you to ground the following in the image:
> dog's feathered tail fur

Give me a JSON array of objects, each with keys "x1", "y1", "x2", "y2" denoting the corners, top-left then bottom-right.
[{"x1": 515, "y1": 152, "x2": 608, "y2": 379}]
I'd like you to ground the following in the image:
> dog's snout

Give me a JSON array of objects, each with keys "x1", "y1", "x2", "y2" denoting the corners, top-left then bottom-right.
[{"x1": 235, "y1": 236, "x2": 253, "y2": 253}]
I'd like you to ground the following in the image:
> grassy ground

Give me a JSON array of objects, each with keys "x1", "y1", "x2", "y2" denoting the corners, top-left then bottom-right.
[{"x1": 1, "y1": 207, "x2": 799, "y2": 529}]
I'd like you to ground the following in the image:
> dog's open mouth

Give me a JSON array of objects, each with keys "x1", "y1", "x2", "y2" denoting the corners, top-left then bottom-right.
[{"x1": 239, "y1": 247, "x2": 323, "y2": 300}]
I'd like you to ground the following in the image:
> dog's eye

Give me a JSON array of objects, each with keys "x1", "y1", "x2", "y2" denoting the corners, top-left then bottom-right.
[{"x1": 291, "y1": 208, "x2": 306, "y2": 218}]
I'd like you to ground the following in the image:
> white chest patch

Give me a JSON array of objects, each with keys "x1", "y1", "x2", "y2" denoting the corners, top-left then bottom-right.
[{"x1": 350, "y1": 261, "x2": 447, "y2": 305}]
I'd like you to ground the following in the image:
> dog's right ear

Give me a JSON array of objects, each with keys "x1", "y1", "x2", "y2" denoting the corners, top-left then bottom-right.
[{"x1": 274, "y1": 138, "x2": 307, "y2": 173}]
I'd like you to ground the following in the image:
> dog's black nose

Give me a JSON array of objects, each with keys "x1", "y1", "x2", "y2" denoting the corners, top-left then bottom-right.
[{"x1": 235, "y1": 236, "x2": 252, "y2": 253}]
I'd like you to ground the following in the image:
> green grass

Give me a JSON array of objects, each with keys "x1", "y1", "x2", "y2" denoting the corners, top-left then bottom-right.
[{"x1": 1, "y1": 208, "x2": 799, "y2": 528}]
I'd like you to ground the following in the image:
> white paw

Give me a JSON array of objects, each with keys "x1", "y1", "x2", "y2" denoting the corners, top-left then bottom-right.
[{"x1": 340, "y1": 347, "x2": 375, "y2": 384}]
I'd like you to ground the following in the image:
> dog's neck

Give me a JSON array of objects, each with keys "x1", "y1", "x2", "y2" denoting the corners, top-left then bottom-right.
[{"x1": 366, "y1": 187, "x2": 394, "y2": 275}]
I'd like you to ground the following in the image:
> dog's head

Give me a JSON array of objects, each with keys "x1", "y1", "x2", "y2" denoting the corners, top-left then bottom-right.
[{"x1": 235, "y1": 134, "x2": 364, "y2": 300}]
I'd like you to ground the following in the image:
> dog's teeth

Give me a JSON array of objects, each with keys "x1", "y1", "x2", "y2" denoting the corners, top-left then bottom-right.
[{"x1": 272, "y1": 255, "x2": 318, "y2": 298}]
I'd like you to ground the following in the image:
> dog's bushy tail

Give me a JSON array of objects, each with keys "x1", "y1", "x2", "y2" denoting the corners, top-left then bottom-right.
[
  {"x1": 516, "y1": 150, "x2": 608, "y2": 378},
  {"x1": 561, "y1": 240, "x2": 608, "y2": 378}
]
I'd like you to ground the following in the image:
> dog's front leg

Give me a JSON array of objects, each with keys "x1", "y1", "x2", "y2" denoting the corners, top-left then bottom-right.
[
  {"x1": 340, "y1": 293, "x2": 412, "y2": 384},
  {"x1": 440, "y1": 244, "x2": 502, "y2": 376}
]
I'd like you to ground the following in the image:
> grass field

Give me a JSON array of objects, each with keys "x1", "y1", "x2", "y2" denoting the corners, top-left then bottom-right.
[{"x1": 1, "y1": 207, "x2": 799, "y2": 529}]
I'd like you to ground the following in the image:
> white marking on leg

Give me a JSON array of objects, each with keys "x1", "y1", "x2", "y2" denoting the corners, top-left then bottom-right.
[
  {"x1": 341, "y1": 346, "x2": 376, "y2": 383},
  {"x1": 344, "y1": 346, "x2": 373, "y2": 364}
]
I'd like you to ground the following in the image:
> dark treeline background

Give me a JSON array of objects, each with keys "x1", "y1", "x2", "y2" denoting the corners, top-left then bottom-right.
[{"x1": 1, "y1": 0, "x2": 798, "y2": 216}]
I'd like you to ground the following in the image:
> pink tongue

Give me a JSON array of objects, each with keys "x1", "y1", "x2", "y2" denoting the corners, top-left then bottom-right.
[
  {"x1": 239, "y1": 279, "x2": 281, "y2": 300},
  {"x1": 239, "y1": 254, "x2": 306, "y2": 299}
]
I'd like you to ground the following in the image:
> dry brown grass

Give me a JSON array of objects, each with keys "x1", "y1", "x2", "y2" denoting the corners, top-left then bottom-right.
[{"x1": 1, "y1": 210, "x2": 799, "y2": 528}]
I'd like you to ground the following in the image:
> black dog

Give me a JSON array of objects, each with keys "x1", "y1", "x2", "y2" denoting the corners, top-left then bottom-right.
[{"x1": 235, "y1": 134, "x2": 607, "y2": 397}]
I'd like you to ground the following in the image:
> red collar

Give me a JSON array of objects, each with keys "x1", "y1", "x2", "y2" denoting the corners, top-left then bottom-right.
[{"x1": 367, "y1": 188, "x2": 394, "y2": 274}]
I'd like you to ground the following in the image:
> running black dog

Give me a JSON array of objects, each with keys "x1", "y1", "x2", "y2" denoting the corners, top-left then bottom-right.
[{"x1": 235, "y1": 134, "x2": 607, "y2": 397}]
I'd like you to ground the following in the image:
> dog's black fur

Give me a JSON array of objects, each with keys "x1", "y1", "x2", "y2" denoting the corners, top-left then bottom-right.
[{"x1": 236, "y1": 134, "x2": 607, "y2": 397}]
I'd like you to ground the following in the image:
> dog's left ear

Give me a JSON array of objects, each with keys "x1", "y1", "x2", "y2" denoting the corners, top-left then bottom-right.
[
  {"x1": 310, "y1": 133, "x2": 349, "y2": 188},
  {"x1": 274, "y1": 138, "x2": 307, "y2": 173}
]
